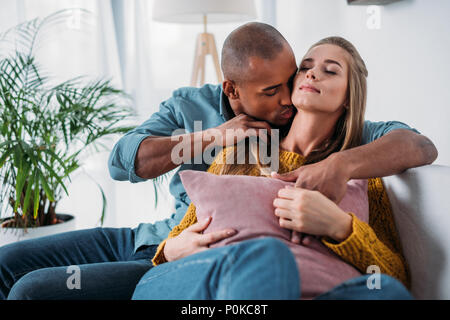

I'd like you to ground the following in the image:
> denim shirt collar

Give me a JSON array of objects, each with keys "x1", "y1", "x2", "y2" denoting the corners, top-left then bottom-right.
[{"x1": 219, "y1": 88, "x2": 234, "y2": 122}]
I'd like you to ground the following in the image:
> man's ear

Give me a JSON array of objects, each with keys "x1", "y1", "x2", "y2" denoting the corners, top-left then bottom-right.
[{"x1": 223, "y1": 80, "x2": 239, "y2": 100}]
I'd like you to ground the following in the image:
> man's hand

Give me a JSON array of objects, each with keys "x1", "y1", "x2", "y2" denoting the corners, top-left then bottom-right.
[
  {"x1": 163, "y1": 217, "x2": 237, "y2": 262},
  {"x1": 271, "y1": 153, "x2": 350, "y2": 204},
  {"x1": 135, "y1": 114, "x2": 272, "y2": 179},
  {"x1": 208, "y1": 114, "x2": 272, "y2": 148},
  {"x1": 272, "y1": 130, "x2": 438, "y2": 205}
]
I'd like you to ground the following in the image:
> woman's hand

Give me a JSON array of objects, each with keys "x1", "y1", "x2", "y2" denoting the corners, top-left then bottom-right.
[
  {"x1": 273, "y1": 186, "x2": 353, "y2": 243},
  {"x1": 163, "y1": 217, "x2": 237, "y2": 262}
]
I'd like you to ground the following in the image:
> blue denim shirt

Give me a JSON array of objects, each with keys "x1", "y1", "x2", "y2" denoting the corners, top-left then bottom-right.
[{"x1": 108, "y1": 84, "x2": 420, "y2": 252}]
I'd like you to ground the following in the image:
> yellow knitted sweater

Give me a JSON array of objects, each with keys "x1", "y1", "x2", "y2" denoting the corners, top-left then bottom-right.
[{"x1": 152, "y1": 149, "x2": 411, "y2": 289}]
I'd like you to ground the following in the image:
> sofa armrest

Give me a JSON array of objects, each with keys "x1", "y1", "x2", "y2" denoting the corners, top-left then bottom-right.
[{"x1": 382, "y1": 165, "x2": 450, "y2": 299}]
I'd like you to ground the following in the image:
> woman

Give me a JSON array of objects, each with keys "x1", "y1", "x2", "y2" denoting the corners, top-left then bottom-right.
[{"x1": 132, "y1": 37, "x2": 412, "y2": 300}]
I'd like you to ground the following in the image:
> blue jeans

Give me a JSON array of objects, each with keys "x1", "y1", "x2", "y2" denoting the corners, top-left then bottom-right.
[
  {"x1": 0, "y1": 227, "x2": 156, "y2": 300},
  {"x1": 132, "y1": 237, "x2": 413, "y2": 300},
  {"x1": 316, "y1": 274, "x2": 413, "y2": 300},
  {"x1": 132, "y1": 237, "x2": 300, "y2": 300}
]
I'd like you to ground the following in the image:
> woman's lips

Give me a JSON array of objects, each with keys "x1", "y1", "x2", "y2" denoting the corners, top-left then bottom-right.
[{"x1": 300, "y1": 84, "x2": 320, "y2": 93}]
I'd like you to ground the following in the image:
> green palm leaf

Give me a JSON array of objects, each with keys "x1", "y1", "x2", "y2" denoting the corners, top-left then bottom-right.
[
  {"x1": 33, "y1": 171, "x2": 40, "y2": 219},
  {"x1": 0, "y1": 9, "x2": 136, "y2": 227}
]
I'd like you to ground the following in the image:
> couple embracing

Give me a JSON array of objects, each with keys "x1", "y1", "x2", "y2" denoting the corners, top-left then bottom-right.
[{"x1": 1, "y1": 22, "x2": 437, "y2": 300}]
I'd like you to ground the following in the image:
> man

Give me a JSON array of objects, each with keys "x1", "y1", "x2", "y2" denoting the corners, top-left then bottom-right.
[{"x1": 0, "y1": 22, "x2": 437, "y2": 300}]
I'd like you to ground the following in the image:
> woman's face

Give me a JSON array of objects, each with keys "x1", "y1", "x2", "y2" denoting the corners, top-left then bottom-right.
[{"x1": 292, "y1": 44, "x2": 349, "y2": 115}]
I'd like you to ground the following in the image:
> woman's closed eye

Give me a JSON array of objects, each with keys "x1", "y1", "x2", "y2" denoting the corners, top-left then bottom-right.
[{"x1": 299, "y1": 65, "x2": 338, "y2": 76}]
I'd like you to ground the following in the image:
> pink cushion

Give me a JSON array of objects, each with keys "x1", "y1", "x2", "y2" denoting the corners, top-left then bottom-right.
[{"x1": 179, "y1": 170, "x2": 369, "y2": 299}]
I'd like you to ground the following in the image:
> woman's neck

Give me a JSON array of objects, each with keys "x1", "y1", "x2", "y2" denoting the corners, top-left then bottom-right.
[{"x1": 280, "y1": 109, "x2": 342, "y2": 157}]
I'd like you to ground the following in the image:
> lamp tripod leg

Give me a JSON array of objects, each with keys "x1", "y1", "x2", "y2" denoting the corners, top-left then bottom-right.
[
  {"x1": 191, "y1": 33, "x2": 223, "y2": 87},
  {"x1": 191, "y1": 35, "x2": 201, "y2": 87},
  {"x1": 199, "y1": 52, "x2": 206, "y2": 86}
]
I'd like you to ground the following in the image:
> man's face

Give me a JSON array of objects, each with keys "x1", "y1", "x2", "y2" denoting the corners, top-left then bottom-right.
[{"x1": 232, "y1": 45, "x2": 298, "y2": 127}]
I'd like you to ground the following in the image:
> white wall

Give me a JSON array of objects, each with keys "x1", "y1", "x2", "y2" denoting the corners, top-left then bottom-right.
[{"x1": 277, "y1": 0, "x2": 450, "y2": 166}]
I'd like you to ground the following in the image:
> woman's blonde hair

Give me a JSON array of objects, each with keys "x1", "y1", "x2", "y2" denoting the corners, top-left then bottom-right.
[
  {"x1": 303, "y1": 36, "x2": 368, "y2": 164},
  {"x1": 220, "y1": 36, "x2": 368, "y2": 176}
]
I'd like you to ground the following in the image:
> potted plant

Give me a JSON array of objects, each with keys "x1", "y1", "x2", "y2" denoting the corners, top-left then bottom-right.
[{"x1": 0, "y1": 10, "x2": 135, "y2": 245}]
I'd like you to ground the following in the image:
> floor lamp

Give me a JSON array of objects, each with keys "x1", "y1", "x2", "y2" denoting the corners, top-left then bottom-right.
[{"x1": 152, "y1": 0, "x2": 257, "y2": 87}]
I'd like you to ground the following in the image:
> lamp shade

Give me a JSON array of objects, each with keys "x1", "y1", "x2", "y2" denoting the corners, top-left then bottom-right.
[{"x1": 152, "y1": 0, "x2": 257, "y2": 23}]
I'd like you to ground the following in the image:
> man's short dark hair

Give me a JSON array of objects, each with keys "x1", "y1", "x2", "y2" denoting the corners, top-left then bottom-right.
[{"x1": 221, "y1": 22, "x2": 289, "y2": 83}]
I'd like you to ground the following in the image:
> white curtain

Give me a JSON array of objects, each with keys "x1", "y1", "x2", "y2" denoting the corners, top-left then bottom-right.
[{"x1": 0, "y1": 0, "x2": 275, "y2": 230}]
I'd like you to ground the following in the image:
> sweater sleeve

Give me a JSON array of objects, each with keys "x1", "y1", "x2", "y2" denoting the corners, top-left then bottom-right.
[
  {"x1": 321, "y1": 177, "x2": 410, "y2": 289},
  {"x1": 152, "y1": 202, "x2": 198, "y2": 266},
  {"x1": 151, "y1": 148, "x2": 229, "y2": 266},
  {"x1": 321, "y1": 213, "x2": 410, "y2": 289}
]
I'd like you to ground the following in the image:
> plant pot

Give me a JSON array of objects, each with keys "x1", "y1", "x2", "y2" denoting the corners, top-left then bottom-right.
[{"x1": 0, "y1": 213, "x2": 76, "y2": 247}]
